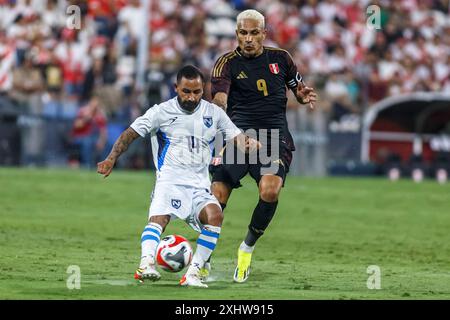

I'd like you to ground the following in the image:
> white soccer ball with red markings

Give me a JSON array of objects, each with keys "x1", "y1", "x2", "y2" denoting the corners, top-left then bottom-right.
[{"x1": 156, "y1": 235, "x2": 193, "y2": 272}]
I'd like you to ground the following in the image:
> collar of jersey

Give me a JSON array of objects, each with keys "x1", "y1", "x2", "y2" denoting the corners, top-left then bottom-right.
[{"x1": 235, "y1": 46, "x2": 265, "y2": 59}]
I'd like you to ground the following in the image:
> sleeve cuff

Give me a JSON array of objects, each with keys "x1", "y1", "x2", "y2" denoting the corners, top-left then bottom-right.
[{"x1": 130, "y1": 124, "x2": 145, "y2": 138}]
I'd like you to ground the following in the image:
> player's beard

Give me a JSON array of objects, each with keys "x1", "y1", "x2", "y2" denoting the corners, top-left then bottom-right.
[{"x1": 177, "y1": 96, "x2": 199, "y2": 113}]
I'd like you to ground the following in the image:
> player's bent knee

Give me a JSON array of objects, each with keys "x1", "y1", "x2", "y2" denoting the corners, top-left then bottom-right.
[
  {"x1": 211, "y1": 214, "x2": 224, "y2": 227},
  {"x1": 209, "y1": 207, "x2": 224, "y2": 226},
  {"x1": 259, "y1": 188, "x2": 280, "y2": 203},
  {"x1": 259, "y1": 176, "x2": 282, "y2": 202},
  {"x1": 201, "y1": 203, "x2": 224, "y2": 227}
]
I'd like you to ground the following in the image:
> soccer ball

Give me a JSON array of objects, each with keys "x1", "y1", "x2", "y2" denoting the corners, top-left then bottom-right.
[{"x1": 156, "y1": 235, "x2": 193, "y2": 272}]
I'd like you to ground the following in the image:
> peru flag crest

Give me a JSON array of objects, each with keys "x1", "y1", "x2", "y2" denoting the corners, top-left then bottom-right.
[{"x1": 269, "y1": 63, "x2": 279, "y2": 74}]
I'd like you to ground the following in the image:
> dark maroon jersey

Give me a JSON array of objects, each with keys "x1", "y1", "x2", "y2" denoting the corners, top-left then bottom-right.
[{"x1": 211, "y1": 46, "x2": 302, "y2": 150}]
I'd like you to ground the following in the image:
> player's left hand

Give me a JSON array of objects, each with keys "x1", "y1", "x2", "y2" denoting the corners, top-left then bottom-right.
[
  {"x1": 245, "y1": 136, "x2": 261, "y2": 153},
  {"x1": 97, "y1": 158, "x2": 115, "y2": 178},
  {"x1": 296, "y1": 84, "x2": 317, "y2": 109}
]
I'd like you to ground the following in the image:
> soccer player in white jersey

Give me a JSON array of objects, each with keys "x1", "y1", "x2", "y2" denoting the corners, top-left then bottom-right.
[{"x1": 97, "y1": 65, "x2": 260, "y2": 288}]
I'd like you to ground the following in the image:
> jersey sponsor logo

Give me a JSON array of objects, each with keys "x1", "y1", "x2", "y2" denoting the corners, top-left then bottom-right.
[
  {"x1": 171, "y1": 199, "x2": 181, "y2": 209},
  {"x1": 168, "y1": 117, "x2": 178, "y2": 125},
  {"x1": 203, "y1": 116, "x2": 213, "y2": 128},
  {"x1": 236, "y1": 71, "x2": 248, "y2": 79},
  {"x1": 273, "y1": 159, "x2": 285, "y2": 167},
  {"x1": 269, "y1": 63, "x2": 280, "y2": 74}
]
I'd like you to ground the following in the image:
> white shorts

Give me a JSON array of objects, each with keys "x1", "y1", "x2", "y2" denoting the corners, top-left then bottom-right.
[{"x1": 148, "y1": 183, "x2": 220, "y2": 233}]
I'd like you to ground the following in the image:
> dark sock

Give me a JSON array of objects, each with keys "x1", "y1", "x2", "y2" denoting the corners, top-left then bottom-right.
[{"x1": 244, "y1": 198, "x2": 278, "y2": 246}]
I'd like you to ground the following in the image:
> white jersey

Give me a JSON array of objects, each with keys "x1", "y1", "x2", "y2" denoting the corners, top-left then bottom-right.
[{"x1": 130, "y1": 97, "x2": 241, "y2": 188}]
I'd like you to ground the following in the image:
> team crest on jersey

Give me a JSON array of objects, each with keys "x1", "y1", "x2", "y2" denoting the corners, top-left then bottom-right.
[
  {"x1": 269, "y1": 63, "x2": 280, "y2": 74},
  {"x1": 171, "y1": 199, "x2": 181, "y2": 209},
  {"x1": 203, "y1": 116, "x2": 213, "y2": 128}
]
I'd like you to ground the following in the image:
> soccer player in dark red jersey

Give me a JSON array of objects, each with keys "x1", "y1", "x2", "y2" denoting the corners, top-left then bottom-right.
[{"x1": 209, "y1": 9, "x2": 317, "y2": 282}]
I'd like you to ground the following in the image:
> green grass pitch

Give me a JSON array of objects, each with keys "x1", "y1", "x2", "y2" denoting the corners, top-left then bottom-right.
[{"x1": 1, "y1": 167, "x2": 450, "y2": 299}]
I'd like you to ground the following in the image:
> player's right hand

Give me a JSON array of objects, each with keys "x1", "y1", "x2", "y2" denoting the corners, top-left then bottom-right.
[
  {"x1": 296, "y1": 84, "x2": 317, "y2": 109},
  {"x1": 97, "y1": 158, "x2": 115, "y2": 178}
]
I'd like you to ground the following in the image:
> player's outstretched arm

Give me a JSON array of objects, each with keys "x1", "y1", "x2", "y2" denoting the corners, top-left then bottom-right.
[
  {"x1": 97, "y1": 127, "x2": 140, "y2": 178},
  {"x1": 234, "y1": 133, "x2": 261, "y2": 154}
]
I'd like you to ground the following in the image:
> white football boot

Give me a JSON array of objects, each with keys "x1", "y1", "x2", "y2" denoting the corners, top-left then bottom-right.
[
  {"x1": 134, "y1": 256, "x2": 161, "y2": 282},
  {"x1": 180, "y1": 263, "x2": 208, "y2": 288}
]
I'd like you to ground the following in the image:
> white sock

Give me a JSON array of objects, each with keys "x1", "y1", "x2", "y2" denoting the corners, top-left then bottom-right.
[
  {"x1": 187, "y1": 225, "x2": 221, "y2": 275},
  {"x1": 139, "y1": 222, "x2": 163, "y2": 268},
  {"x1": 240, "y1": 241, "x2": 255, "y2": 253}
]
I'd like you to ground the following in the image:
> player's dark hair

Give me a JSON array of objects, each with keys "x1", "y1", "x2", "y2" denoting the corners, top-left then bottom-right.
[{"x1": 176, "y1": 65, "x2": 205, "y2": 83}]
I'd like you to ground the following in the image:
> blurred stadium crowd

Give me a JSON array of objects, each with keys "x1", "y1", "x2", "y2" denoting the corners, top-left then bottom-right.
[{"x1": 0, "y1": 0, "x2": 449, "y2": 168}]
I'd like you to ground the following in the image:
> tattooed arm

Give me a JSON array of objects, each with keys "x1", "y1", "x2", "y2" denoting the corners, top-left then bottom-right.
[{"x1": 97, "y1": 127, "x2": 140, "y2": 178}]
